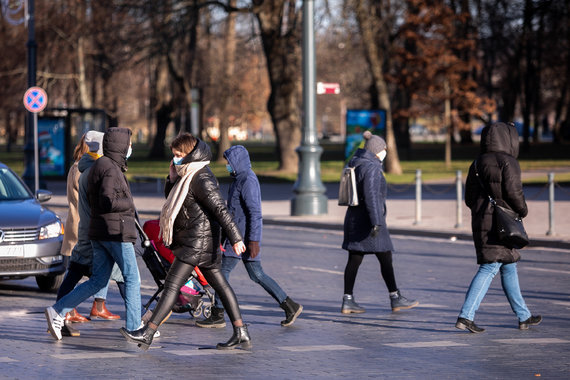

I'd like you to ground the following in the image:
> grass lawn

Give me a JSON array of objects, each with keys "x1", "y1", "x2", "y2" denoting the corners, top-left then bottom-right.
[{"x1": 1, "y1": 141, "x2": 569, "y2": 185}]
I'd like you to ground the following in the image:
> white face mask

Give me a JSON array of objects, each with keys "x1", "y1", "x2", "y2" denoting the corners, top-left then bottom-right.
[
  {"x1": 126, "y1": 145, "x2": 132, "y2": 159},
  {"x1": 377, "y1": 150, "x2": 387, "y2": 161}
]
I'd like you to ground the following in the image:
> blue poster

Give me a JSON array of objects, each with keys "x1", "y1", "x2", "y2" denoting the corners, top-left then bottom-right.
[
  {"x1": 345, "y1": 109, "x2": 386, "y2": 160},
  {"x1": 38, "y1": 118, "x2": 66, "y2": 176}
]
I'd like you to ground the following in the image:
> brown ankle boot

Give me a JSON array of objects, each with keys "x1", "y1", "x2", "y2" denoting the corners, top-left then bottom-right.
[
  {"x1": 65, "y1": 308, "x2": 89, "y2": 323},
  {"x1": 90, "y1": 299, "x2": 120, "y2": 320}
]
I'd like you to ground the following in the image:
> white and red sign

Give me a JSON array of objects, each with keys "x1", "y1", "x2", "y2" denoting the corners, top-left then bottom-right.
[
  {"x1": 23, "y1": 87, "x2": 48, "y2": 113},
  {"x1": 317, "y1": 82, "x2": 340, "y2": 95}
]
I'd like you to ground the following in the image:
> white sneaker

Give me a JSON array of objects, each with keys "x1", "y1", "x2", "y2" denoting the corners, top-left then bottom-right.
[{"x1": 45, "y1": 307, "x2": 64, "y2": 340}]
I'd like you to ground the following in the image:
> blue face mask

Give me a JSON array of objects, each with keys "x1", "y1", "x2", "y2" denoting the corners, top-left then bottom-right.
[
  {"x1": 173, "y1": 156, "x2": 184, "y2": 165},
  {"x1": 126, "y1": 146, "x2": 132, "y2": 159},
  {"x1": 226, "y1": 164, "x2": 234, "y2": 174}
]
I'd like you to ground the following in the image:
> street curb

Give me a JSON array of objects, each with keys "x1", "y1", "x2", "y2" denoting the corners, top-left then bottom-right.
[
  {"x1": 262, "y1": 218, "x2": 570, "y2": 250},
  {"x1": 46, "y1": 203, "x2": 570, "y2": 250}
]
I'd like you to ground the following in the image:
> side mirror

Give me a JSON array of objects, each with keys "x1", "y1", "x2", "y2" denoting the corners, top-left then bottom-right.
[{"x1": 36, "y1": 189, "x2": 52, "y2": 202}]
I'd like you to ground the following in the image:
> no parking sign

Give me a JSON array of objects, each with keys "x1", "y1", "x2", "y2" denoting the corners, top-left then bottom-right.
[{"x1": 23, "y1": 86, "x2": 48, "y2": 113}]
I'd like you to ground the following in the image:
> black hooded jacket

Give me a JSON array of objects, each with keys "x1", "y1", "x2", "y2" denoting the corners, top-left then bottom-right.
[
  {"x1": 87, "y1": 127, "x2": 137, "y2": 243},
  {"x1": 465, "y1": 122, "x2": 528, "y2": 264},
  {"x1": 165, "y1": 139, "x2": 242, "y2": 268}
]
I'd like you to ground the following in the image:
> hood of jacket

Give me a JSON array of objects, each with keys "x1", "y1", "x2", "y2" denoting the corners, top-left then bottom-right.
[
  {"x1": 223, "y1": 145, "x2": 251, "y2": 177},
  {"x1": 77, "y1": 153, "x2": 97, "y2": 173},
  {"x1": 103, "y1": 127, "x2": 132, "y2": 171},
  {"x1": 182, "y1": 139, "x2": 212, "y2": 164},
  {"x1": 480, "y1": 122, "x2": 519, "y2": 158}
]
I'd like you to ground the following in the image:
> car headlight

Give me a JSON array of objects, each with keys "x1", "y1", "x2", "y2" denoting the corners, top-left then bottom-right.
[{"x1": 39, "y1": 220, "x2": 64, "y2": 240}]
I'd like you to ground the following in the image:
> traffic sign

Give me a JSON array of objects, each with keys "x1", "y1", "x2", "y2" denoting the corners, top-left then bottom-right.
[
  {"x1": 23, "y1": 87, "x2": 48, "y2": 113},
  {"x1": 316, "y1": 82, "x2": 340, "y2": 95}
]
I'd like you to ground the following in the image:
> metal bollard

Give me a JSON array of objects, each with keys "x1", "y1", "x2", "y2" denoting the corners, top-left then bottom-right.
[
  {"x1": 547, "y1": 172, "x2": 555, "y2": 236},
  {"x1": 455, "y1": 170, "x2": 462, "y2": 228},
  {"x1": 414, "y1": 169, "x2": 422, "y2": 225}
]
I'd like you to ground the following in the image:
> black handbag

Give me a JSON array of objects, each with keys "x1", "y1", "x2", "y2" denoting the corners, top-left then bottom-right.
[{"x1": 473, "y1": 160, "x2": 529, "y2": 249}]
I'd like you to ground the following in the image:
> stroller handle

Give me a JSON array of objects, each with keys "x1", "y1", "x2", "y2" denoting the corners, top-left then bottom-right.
[{"x1": 135, "y1": 219, "x2": 151, "y2": 248}]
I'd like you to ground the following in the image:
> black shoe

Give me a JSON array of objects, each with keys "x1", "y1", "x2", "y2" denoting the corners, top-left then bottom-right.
[
  {"x1": 216, "y1": 325, "x2": 252, "y2": 350},
  {"x1": 120, "y1": 326, "x2": 155, "y2": 351},
  {"x1": 195, "y1": 307, "x2": 226, "y2": 328},
  {"x1": 279, "y1": 297, "x2": 303, "y2": 327},
  {"x1": 455, "y1": 317, "x2": 485, "y2": 333},
  {"x1": 61, "y1": 321, "x2": 80, "y2": 337},
  {"x1": 519, "y1": 315, "x2": 542, "y2": 330}
]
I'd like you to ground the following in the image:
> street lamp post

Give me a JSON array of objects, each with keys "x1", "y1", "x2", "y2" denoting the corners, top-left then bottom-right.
[{"x1": 291, "y1": 0, "x2": 328, "y2": 216}]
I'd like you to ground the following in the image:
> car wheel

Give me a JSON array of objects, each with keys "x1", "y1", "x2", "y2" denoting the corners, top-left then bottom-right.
[{"x1": 35, "y1": 274, "x2": 64, "y2": 292}]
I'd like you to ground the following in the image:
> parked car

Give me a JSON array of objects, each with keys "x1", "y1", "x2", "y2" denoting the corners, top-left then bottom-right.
[{"x1": 0, "y1": 162, "x2": 65, "y2": 292}]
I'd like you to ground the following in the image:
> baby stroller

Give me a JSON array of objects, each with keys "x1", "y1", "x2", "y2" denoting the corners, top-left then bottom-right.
[{"x1": 136, "y1": 219, "x2": 215, "y2": 320}]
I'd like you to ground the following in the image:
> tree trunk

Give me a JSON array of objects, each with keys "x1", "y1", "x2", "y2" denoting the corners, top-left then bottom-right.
[
  {"x1": 216, "y1": 0, "x2": 237, "y2": 163},
  {"x1": 255, "y1": 1, "x2": 302, "y2": 172},
  {"x1": 149, "y1": 57, "x2": 174, "y2": 158},
  {"x1": 354, "y1": 0, "x2": 402, "y2": 174}
]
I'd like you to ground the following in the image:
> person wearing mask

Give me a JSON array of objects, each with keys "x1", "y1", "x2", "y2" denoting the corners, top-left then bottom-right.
[
  {"x1": 120, "y1": 133, "x2": 251, "y2": 350},
  {"x1": 45, "y1": 127, "x2": 141, "y2": 340},
  {"x1": 56, "y1": 131, "x2": 121, "y2": 337},
  {"x1": 456, "y1": 122, "x2": 541, "y2": 333},
  {"x1": 341, "y1": 131, "x2": 418, "y2": 314},
  {"x1": 196, "y1": 145, "x2": 302, "y2": 329}
]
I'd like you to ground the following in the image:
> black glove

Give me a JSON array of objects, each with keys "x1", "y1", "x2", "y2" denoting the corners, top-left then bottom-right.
[
  {"x1": 370, "y1": 225, "x2": 380, "y2": 237},
  {"x1": 248, "y1": 241, "x2": 260, "y2": 258}
]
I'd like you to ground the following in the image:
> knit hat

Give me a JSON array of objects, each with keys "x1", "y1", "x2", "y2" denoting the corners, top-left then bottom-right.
[
  {"x1": 363, "y1": 130, "x2": 386, "y2": 155},
  {"x1": 84, "y1": 130, "x2": 104, "y2": 155}
]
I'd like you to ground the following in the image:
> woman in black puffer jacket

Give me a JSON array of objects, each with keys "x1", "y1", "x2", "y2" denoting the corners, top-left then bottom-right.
[
  {"x1": 120, "y1": 133, "x2": 251, "y2": 350},
  {"x1": 456, "y1": 122, "x2": 541, "y2": 333}
]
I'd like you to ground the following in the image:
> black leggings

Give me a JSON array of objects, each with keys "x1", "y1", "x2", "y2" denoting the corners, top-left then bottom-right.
[
  {"x1": 149, "y1": 258, "x2": 242, "y2": 327},
  {"x1": 343, "y1": 251, "x2": 398, "y2": 294}
]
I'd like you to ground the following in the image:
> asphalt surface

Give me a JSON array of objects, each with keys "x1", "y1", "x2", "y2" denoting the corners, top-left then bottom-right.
[{"x1": 0, "y1": 178, "x2": 568, "y2": 379}]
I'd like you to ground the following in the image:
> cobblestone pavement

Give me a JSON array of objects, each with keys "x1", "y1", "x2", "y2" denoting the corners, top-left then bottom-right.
[{"x1": 1, "y1": 224, "x2": 569, "y2": 379}]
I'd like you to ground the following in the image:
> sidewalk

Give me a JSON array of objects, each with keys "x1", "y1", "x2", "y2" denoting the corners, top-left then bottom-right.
[{"x1": 44, "y1": 179, "x2": 570, "y2": 250}]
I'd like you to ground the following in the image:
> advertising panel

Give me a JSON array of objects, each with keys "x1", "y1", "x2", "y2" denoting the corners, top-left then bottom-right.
[
  {"x1": 38, "y1": 118, "x2": 66, "y2": 176},
  {"x1": 345, "y1": 109, "x2": 387, "y2": 160}
]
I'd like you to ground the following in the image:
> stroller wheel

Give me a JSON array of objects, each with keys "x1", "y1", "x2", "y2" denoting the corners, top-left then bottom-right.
[
  {"x1": 190, "y1": 299, "x2": 204, "y2": 319},
  {"x1": 202, "y1": 305, "x2": 211, "y2": 319}
]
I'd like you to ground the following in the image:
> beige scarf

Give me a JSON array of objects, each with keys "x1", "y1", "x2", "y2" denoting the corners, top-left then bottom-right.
[{"x1": 159, "y1": 161, "x2": 209, "y2": 246}]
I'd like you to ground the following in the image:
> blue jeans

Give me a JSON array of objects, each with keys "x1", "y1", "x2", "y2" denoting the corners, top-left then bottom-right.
[
  {"x1": 214, "y1": 256, "x2": 287, "y2": 308},
  {"x1": 459, "y1": 262, "x2": 531, "y2": 322},
  {"x1": 53, "y1": 241, "x2": 141, "y2": 330}
]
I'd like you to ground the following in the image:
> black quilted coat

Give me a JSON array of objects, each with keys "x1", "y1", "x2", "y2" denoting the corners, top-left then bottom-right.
[
  {"x1": 165, "y1": 140, "x2": 242, "y2": 268},
  {"x1": 465, "y1": 122, "x2": 528, "y2": 264},
  {"x1": 87, "y1": 127, "x2": 137, "y2": 243}
]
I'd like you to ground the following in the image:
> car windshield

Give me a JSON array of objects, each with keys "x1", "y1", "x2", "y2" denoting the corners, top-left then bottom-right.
[{"x1": 0, "y1": 168, "x2": 33, "y2": 201}]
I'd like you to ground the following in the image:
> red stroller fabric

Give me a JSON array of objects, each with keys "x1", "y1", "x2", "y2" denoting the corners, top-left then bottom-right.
[{"x1": 142, "y1": 219, "x2": 208, "y2": 286}]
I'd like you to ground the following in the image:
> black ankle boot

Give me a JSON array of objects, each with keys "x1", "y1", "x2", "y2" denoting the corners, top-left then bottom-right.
[
  {"x1": 120, "y1": 326, "x2": 155, "y2": 350},
  {"x1": 216, "y1": 325, "x2": 252, "y2": 350},
  {"x1": 279, "y1": 297, "x2": 303, "y2": 326}
]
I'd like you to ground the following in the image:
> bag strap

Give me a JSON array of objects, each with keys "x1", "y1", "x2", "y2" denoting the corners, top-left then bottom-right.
[{"x1": 473, "y1": 159, "x2": 496, "y2": 206}]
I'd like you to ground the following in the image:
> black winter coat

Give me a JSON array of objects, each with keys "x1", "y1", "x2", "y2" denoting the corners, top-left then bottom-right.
[
  {"x1": 166, "y1": 140, "x2": 242, "y2": 268},
  {"x1": 465, "y1": 122, "x2": 528, "y2": 264},
  {"x1": 87, "y1": 127, "x2": 137, "y2": 243},
  {"x1": 342, "y1": 148, "x2": 394, "y2": 253}
]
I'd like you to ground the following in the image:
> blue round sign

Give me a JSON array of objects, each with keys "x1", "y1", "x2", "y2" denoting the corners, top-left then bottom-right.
[{"x1": 23, "y1": 87, "x2": 48, "y2": 113}]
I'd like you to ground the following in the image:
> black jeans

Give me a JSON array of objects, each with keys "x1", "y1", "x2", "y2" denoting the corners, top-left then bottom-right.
[
  {"x1": 149, "y1": 258, "x2": 242, "y2": 327},
  {"x1": 344, "y1": 250, "x2": 398, "y2": 294}
]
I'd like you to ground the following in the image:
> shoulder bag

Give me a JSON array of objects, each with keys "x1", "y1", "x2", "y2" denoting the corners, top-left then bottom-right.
[{"x1": 473, "y1": 160, "x2": 529, "y2": 249}]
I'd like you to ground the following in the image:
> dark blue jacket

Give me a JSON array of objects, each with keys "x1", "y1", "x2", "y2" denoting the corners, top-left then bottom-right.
[
  {"x1": 222, "y1": 145, "x2": 262, "y2": 261},
  {"x1": 342, "y1": 148, "x2": 394, "y2": 253}
]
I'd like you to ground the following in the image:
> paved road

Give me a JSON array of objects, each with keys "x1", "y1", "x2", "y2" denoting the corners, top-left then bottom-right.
[{"x1": 1, "y1": 225, "x2": 569, "y2": 379}]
